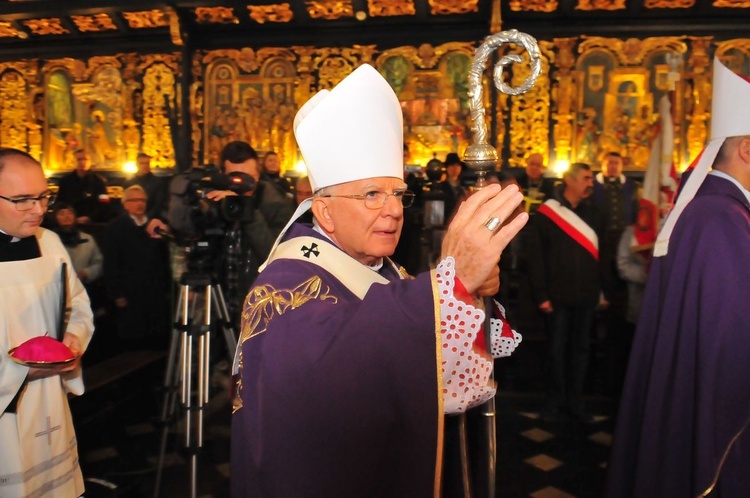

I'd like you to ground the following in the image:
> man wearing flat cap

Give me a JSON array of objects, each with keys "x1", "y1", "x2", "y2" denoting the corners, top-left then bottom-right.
[
  {"x1": 606, "y1": 59, "x2": 750, "y2": 498},
  {"x1": 231, "y1": 64, "x2": 527, "y2": 497}
]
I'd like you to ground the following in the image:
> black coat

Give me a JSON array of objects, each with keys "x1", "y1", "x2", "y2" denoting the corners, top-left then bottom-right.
[
  {"x1": 525, "y1": 197, "x2": 606, "y2": 307},
  {"x1": 103, "y1": 214, "x2": 171, "y2": 341},
  {"x1": 516, "y1": 172, "x2": 556, "y2": 201},
  {"x1": 56, "y1": 171, "x2": 110, "y2": 222}
]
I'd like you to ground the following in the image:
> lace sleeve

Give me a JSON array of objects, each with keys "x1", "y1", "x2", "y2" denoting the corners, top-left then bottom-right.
[
  {"x1": 436, "y1": 257, "x2": 496, "y2": 414},
  {"x1": 489, "y1": 300, "x2": 522, "y2": 359}
]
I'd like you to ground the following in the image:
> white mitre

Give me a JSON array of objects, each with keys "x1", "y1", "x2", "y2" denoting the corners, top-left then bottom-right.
[
  {"x1": 294, "y1": 63, "x2": 404, "y2": 191},
  {"x1": 260, "y1": 64, "x2": 404, "y2": 269},
  {"x1": 654, "y1": 58, "x2": 750, "y2": 257}
]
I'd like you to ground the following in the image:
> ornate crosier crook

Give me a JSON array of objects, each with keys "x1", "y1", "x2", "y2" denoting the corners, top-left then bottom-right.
[
  {"x1": 461, "y1": 28, "x2": 541, "y2": 498},
  {"x1": 463, "y1": 29, "x2": 543, "y2": 184}
]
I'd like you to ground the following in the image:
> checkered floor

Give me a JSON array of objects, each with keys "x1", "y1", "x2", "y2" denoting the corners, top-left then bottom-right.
[
  {"x1": 495, "y1": 393, "x2": 614, "y2": 498},
  {"x1": 71, "y1": 361, "x2": 615, "y2": 498}
]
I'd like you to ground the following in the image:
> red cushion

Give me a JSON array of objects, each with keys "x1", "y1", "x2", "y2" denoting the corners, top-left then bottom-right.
[{"x1": 10, "y1": 336, "x2": 75, "y2": 362}]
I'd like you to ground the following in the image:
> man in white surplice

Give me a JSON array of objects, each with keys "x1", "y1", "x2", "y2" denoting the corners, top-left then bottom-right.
[{"x1": 0, "y1": 148, "x2": 94, "y2": 498}]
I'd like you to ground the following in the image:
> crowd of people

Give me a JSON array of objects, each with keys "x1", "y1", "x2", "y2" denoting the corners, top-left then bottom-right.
[{"x1": 1, "y1": 58, "x2": 747, "y2": 498}]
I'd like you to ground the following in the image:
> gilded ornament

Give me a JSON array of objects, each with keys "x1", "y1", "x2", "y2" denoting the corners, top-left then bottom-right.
[
  {"x1": 579, "y1": 36, "x2": 686, "y2": 65},
  {"x1": 0, "y1": 21, "x2": 21, "y2": 38},
  {"x1": 123, "y1": 120, "x2": 140, "y2": 163},
  {"x1": 713, "y1": 0, "x2": 750, "y2": 6},
  {"x1": 122, "y1": 10, "x2": 170, "y2": 29},
  {"x1": 142, "y1": 63, "x2": 176, "y2": 168},
  {"x1": 70, "y1": 14, "x2": 117, "y2": 33},
  {"x1": 247, "y1": 4, "x2": 294, "y2": 23},
  {"x1": 23, "y1": 18, "x2": 69, "y2": 36},
  {"x1": 0, "y1": 71, "x2": 29, "y2": 151},
  {"x1": 42, "y1": 58, "x2": 87, "y2": 81},
  {"x1": 551, "y1": 38, "x2": 578, "y2": 164},
  {"x1": 257, "y1": 48, "x2": 298, "y2": 67},
  {"x1": 310, "y1": 47, "x2": 365, "y2": 83},
  {"x1": 164, "y1": 6, "x2": 183, "y2": 46},
  {"x1": 374, "y1": 42, "x2": 474, "y2": 71},
  {"x1": 195, "y1": 7, "x2": 239, "y2": 24},
  {"x1": 0, "y1": 61, "x2": 35, "y2": 81},
  {"x1": 137, "y1": 54, "x2": 181, "y2": 74},
  {"x1": 553, "y1": 37, "x2": 576, "y2": 75},
  {"x1": 509, "y1": 0, "x2": 558, "y2": 12},
  {"x1": 428, "y1": 0, "x2": 479, "y2": 15},
  {"x1": 368, "y1": 0, "x2": 416, "y2": 16},
  {"x1": 305, "y1": 1, "x2": 354, "y2": 20},
  {"x1": 27, "y1": 123, "x2": 42, "y2": 162},
  {"x1": 291, "y1": 46, "x2": 317, "y2": 73},
  {"x1": 120, "y1": 53, "x2": 140, "y2": 81},
  {"x1": 644, "y1": 0, "x2": 695, "y2": 7},
  {"x1": 417, "y1": 44, "x2": 438, "y2": 68},
  {"x1": 714, "y1": 39, "x2": 750, "y2": 62},
  {"x1": 684, "y1": 37, "x2": 713, "y2": 163},
  {"x1": 507, "y1": 44, "x2": 551, "y2": 168},
  {"x1": 575, "y1": 0, "x2": 625, "y2": 9},
  {"x1": 317, "y1": 56, "x2": 357, "y2": 88},
  {"x1": 85, "y1": 56, "x2": 122, "y2": 80}
]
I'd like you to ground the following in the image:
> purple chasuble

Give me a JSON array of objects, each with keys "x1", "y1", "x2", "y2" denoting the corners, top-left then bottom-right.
[
  {"x1": 605, "y1": 175, "x2": 750, "y2": 497},
  {"x1": 232, "y1": 223, "x2": 441, "y2": 498}
]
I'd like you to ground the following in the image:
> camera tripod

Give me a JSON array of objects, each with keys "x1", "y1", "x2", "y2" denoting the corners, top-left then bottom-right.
[{"x1": 152, "y1": 271, "x2": 239, "y2": 498}]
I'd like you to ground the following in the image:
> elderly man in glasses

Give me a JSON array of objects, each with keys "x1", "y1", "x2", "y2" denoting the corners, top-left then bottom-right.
[
  {"x1": 0, "y1": 148, "x2": 93, "y2": 498},
  {"x1": 231, "y1": 65, "x2": 527, "y2": 497}
]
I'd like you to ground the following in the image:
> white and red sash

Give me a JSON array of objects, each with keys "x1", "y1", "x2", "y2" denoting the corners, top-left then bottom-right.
[{"x1": 537, "y1": 199, "x2": 599, "y2": 260}]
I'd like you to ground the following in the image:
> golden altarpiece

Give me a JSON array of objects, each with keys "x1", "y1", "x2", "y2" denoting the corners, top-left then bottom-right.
[{"x1": 1, "y1": 36, "x2": 749, "y2": 176}]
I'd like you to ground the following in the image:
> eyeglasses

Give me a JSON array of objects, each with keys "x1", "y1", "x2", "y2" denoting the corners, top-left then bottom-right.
[
  {"x1": 321, "y1": 190, "x2": 415, "y2": 210},
  {"x1": 0, "y1": 192, "x2": 56, "y2": 211}
]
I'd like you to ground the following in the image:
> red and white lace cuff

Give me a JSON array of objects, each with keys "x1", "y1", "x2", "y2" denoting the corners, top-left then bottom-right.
[{"x1": 436, "y1": 257, "x2": 496, "y2": 414}]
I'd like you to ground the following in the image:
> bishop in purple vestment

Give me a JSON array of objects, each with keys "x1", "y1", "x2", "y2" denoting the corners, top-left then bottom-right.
[
  {"x1": 230, "y1": 64, "x2": 527, "y2": 497},
  {"x1": 606, "y1": 59, "x2": 750, "y2": 498}
]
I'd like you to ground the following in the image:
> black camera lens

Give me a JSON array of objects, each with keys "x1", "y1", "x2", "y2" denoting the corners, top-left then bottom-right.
[{"x1": 220, "y1": 197, "x2": 245, "y2": 221}]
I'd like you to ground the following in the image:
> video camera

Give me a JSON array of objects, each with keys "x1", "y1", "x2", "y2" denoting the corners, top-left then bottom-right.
[
  {"x1": 166, "y1": 165, "x2": 255, "y2": 271},
  {"x1": 168, "y1": 165, "x2": 254, "y2": 235}
]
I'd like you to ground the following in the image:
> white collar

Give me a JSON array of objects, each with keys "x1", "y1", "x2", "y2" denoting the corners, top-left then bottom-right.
[
  {"x1": 0, "y1": 228, "x2": 20, "y2": 243},
  {"x1": 129, "y1": 214, "x2": 148, "y2": 226},
  {"x1": 709, "y1": 169, "x2": 750, "y2": 204},
  {"x1": 596, "y1": 172, "x2": 626, "y2": 185}
]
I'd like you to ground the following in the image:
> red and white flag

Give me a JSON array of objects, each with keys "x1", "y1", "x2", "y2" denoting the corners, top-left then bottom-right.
[{"x1": 633, "y1": 95, "x2": 678, "y2": 248}]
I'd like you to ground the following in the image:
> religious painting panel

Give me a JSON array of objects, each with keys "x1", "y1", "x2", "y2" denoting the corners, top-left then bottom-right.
[
  {"x1": 383, "y1": 49, "x2": 476, "y2": 165},
  {"x1": 74, "y1": 65, "x2": 125, "y2": 169},
  {"x1": 40, "y1": 63, "x2": 126, "y2": 170},
  {"x1": 574, "y1": 51, "x2": 616, "y2": 166},
  {"x1": 43, "y1": 69, "x2": 78, "y2": 170},
  {"x1": 601, "y1": 69, "x2": 652, "y2": 168},
  {"x1": 205, "y1": 61, "x2": 238, "y2": 165},
  {"x1": 203, "y1": 56, "x2": 298, "y2": 167},
  {"x1": 260, "y1": 57, "x2": 297, "y2": 164}
]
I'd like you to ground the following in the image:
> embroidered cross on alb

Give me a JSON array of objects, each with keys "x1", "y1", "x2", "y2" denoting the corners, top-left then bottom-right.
[
  {"x1": 301, "y1": 243, "x2": 320, "y2": 258},
  {"x1": 35, "y1": 416, "x2": 61, "y2": 446}
]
